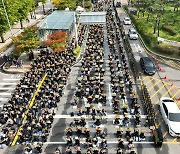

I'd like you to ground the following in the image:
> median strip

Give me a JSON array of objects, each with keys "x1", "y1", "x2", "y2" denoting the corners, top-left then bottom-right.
[{"x1": 11, "y1": 73, "x2": 47, "y2": 146}]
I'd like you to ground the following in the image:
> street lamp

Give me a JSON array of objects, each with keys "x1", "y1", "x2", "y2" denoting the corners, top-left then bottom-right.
[{"x1": 1, "y1": 0, "x2": 13, "y2": 37}]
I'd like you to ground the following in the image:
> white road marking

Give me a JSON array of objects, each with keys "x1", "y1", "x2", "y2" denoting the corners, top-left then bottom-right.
[
  {"x1": 0, "y1": 72, "x2": 9, "y2": 75},
  {"x1": 0, "y1": 88, "x2": 15, "y2": 90},
  {"x1": 53, "y1": 114, "x2": 147, "y2": 119},
  {"x1": 0, "y1": 98, "x2": 9, "y2": 101},
  {"x1": 0, "y1": 93, "x2": 12, "y2": 96},
  {"x1": 41, "y1": 141, "x2": 154, "y2": 144},
  {"x1": 3, "y1": 78, "x2": 20, "y2": 81},
  {"x1": 108, "y1": 84, "x2": 112, "y2": 107},
  {"x1": 0, "y1": 83, "x2": 17, "y2": 85},
  {"x1": 11, "y1": 75, "x2": 14, "y2": 78}
]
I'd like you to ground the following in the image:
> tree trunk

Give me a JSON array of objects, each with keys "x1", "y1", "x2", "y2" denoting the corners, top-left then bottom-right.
[
  {"x1": 154, "y1": 19, "x2": 158, "y2": 34},
  {"x1": 34, "y1": 10, "x2": 37, "y2": 19},
  {"x1": 157, "y1": 20, "x2": 160, "y2": 37},
  {"x1": 146, "y1": 13, "x2": 150, "y2": 22},
  {"x1": 30, "y1": 12, "x2": 33, "y2": 19},
  {"x1": 20, "y1": 19, "x2": 23, "y2": 29},
  {"x1": 43, "y1": 4, "x2": 46, "y2": 15},
  {"x1": 1, "y1": 36, "x2": 5, "y2": 43}
]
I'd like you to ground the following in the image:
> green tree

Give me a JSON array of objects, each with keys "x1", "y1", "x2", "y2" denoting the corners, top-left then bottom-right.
[
  {"x1": 0, "y1": 0, "x2": 19, "y2": 42},
  {"x1": 38, "y1": 0, "x2": 48, "y2": 15},
  {"x1": 12, "y1": 26, "x2": 40, "y2": 54},
  {"x1": 16, "y1": 0, "x2": 34, "y2": 29}
]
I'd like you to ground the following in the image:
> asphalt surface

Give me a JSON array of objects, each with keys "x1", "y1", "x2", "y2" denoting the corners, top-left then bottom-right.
[
  {"x1": 116, "y1": 2, "x2": 180, "y2": 154},
  {"x1": 0, "y1": 0, "x2": 179, "y2": 154}
]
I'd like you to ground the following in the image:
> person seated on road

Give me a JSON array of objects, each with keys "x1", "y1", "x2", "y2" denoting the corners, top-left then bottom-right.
[
  {"x1": 140, "y1": 130, "x2": 146, "y2": 141},
  {"x1": 125, "y1": 128, "x2": 132, "y2": 140},
  {"x1": 65, "y1": 147, "x2": 72, "y2": 154},
  {"x1": 79, "y1": 117, "x2": 86, "y2": 127},
  {"x1": 113, "y1": 115, "x2": 122, "y2": 125},
  {"x1": 118, "y1": 137, "x2": 124, "y2": 149},
  {"x1": 55, "y1": 148, "x2": 61, "y2": 154},
  {"x1": 24, "y1": 144, "x2": 32, "y2": 154},
  {"x1": 66, "y1": 127, "x2": 73, "y2": 136},
  {"x1": 116, "y1": 127, "x2": 123, "y2": 138},
  {"x1": 123, "y1": 114, "x2": 129, "y2": 126}
]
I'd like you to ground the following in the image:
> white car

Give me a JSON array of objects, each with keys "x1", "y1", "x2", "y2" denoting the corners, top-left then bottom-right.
[
  {"x1": 128, "y1": 28, "x2": 138, "y2": 40},
  {"x1": 123, "y1": 17, "x2": 131, "y2": 25},
  {"x1": 159, "y1": 97, "x2": 180, "y2": 137}
]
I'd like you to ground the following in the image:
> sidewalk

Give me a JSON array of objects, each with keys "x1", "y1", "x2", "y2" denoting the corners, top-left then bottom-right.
[
  {"x1": 2, "y1": 50, "x2": 40, "y2": 74},
  {"x1": 0, "y1": 0, "x2": 53, "y2": 54}
]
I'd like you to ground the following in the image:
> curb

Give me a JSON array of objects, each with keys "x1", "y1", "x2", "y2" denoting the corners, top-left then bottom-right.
[{"x1": 2, "y1": 62, "x2": 30, "y2": 74}]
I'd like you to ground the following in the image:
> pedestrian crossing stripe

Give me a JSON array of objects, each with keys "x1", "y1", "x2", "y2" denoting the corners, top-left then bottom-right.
[
  {"x1": 53, "y1": 114, "x2": 147, "y2": 119},
  {"x1": 0, "y1": 83, "x2": 17, "y2": 85}
]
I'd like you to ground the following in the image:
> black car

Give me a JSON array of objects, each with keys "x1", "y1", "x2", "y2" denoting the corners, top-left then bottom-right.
[{"x1": 140, "y1": 57, "x2": 156, "y2": 75}]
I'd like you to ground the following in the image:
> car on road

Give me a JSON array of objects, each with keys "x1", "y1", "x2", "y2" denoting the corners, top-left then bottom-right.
[
  {"x1": 140, "y1": 57, "x2": 156, "y2": 75},
  {"x1": 159, "y1": 97, "x2": 180, "y2": 137},
  {"x1": 128, "y1": 28, "x2": 138, "y2": 40},
  {"x1": 123, "y1": 17, "x2": 131, "y2": 25}
]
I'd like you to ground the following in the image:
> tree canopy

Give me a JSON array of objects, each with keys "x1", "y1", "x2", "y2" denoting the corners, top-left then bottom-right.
[{"x1": 0, "y1": 0, "x2": 36, "y2": 42}]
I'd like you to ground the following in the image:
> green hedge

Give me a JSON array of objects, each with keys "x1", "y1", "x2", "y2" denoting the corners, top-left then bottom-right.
[
  {"x1": 162, "y1": 24, "x2": 177, "y2": 36},
  {"x1": 73, "y1": 46, "x2": 81, "y2": 57}
]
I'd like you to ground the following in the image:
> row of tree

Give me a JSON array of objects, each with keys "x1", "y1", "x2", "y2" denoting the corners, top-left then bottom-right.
[
  {"x1": 0, "y1": 0, "x2": 48, "y2": 43},
  {"x1": 52, "y1": 0, "x2": 91, "y2": 10}
]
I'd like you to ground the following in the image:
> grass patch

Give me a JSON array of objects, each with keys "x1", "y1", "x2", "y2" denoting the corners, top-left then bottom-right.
[
  {"x1": 73, "y1": 46, "x2": 81, "y2": 57},
  {"x1": 127, "y1": 3, "x2": 180, "y2": 59}
]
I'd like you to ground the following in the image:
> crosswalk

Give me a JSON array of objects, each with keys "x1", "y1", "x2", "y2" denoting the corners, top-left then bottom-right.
[{"x1": 0, "y1": 74, "x2": 22, "y2": 109}]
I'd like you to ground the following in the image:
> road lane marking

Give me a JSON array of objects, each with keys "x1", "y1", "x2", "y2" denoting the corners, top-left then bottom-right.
[
  {"x1": 163, "y1": 142, "x2": 180, "y2": 144},
  {"x1": 173, "y1": 138, "x2": 177, "y2": 142},
  {"x1": 41, "y1": 141, "x2": 154, "y2": 144},
  {"x1": 144, "y1": 78, "x2": 154, "y2": 86},
  {"x1": 142, "y1": 76, "x2": 149, "y2": 81},
  {"x1": 0, "y1": 83, "x2": 17, "y2": 85},
  {"x1": 148, "y1": 80, "x2": 161, "y2": 92},
  {"x1": 0, "y1": 93, "x2": 12, "y2": 96},
  {"x1": 0, "y1": 88, "x2": 15, "y2": 90},
  {"x1": 172, "y1": 89, "x2": 180, "y2": 99},
  {"x1": 154, "y1": 85, "x2": 174, "y2": 105},
  {"x1": 3, "y1": 78, "x2": 20, "y2": 81},
  {"x1": 53, "y1": 114, "x2": 147, "y2": 119},
  {"x1": 11, "y1": 73, "x2": 48, "y2": 146},
  {"x1": 163, "y1": 131, "x2": 168, "y2": 138},
  {"x1": 150, "y1": 83, "x2": 168, "y2": 99},
  {"x1": 108, "y1": 84, "x2": 112, "y2": 107}
]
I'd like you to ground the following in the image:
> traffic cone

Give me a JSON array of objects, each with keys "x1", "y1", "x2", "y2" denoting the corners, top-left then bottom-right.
[
  {"x1": 163, "y1": 75, "x2": 167, "y2": 80},
  {"x1": 159, "y1": 67, "x2": 162, "y2": 72},
  {"x1": 178, "y1": 97, "x2": 180, "y2": 101}
]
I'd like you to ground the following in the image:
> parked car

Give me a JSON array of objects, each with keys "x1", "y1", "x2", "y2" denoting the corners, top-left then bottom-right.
[
  {"x1": 128, "y1": 28, "x2": 138, "y2": 40},
  {"x1": 140, "y1": 57, "x2": 156, "y2": 75},
  {"x1": 123, "y1": 17, "x2": 131, "y2": 25},
  {"x1": 159, "y1": 97, "x2": 180, "y2": 137}
]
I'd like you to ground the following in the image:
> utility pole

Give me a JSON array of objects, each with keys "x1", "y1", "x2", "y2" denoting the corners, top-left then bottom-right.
[{"x1": 1, "y1": 0, "x2": 13, "y2": 37}]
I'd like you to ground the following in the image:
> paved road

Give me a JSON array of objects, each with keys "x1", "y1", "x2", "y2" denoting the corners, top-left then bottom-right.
[
  {"x1": 0, "y1": 72, "x2": 23, "y2": 109},
  {"x1": 116, "y1": 2, "x2": 180, "y2": 154}
]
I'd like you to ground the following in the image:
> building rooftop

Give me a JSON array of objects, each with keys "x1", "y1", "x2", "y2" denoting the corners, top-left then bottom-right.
[{"x1": 37, "y1": 11, "x2": 75, "y2": 30}]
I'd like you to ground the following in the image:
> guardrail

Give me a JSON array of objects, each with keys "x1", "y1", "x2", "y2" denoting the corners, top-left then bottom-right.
[{"x1": 11, "y1": 73, "x2": 47, "y2": 146}]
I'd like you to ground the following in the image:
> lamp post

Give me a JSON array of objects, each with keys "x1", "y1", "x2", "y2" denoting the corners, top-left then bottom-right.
[{"x1": 1, "y1": 0, "x2": 13, "y2": 37}]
